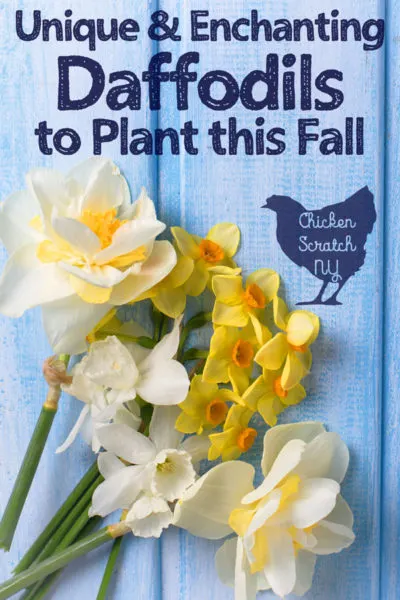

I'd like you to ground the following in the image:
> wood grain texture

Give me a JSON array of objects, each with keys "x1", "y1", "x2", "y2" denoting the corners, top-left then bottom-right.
[{"x1": 0, "y1": 0, "x2": 391, "y2": 599}]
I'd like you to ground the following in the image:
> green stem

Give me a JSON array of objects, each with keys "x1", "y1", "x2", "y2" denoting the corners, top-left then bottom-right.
[
  {"x1": 14, "y1": 461, "x2": 99, "y2": 574},
  {"x1": 34, "y1": 476, "x2": 102, "y2": 565},
  {"x1": 96, "y1": 536, "x2": 124, "y2": 600},
  {"x1": 182, "y1": 349, "x2": 209, "y2": 362},
  {"x1": 21, "y1": 517, "x2": 103, "y2": 600},
  {"x1": 177, "y1": 312, "x2": 212, "y2": 360},
  {"x1": 0, "y1": 527, "x2": 122, "y2": 600},
  {"x1": 97, "y1": 332, "x2": 156, "y2": 348}
]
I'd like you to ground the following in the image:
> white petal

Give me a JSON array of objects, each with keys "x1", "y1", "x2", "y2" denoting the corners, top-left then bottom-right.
[
  {"x1": 42, "y1": 296, "x2": 111, "y2": 354},
  {"x1": 0, "y1": 245, "x2": 73, "y2": 317},
  {"x1": 246, "y1": 490, "x2": 281, "y2": 536},
  {"x1": 82, "y1": 336, "x2": 139, "y2": 390},
  {"x1": 215, "y1": 537, "x2": 237, "y2": 588},
  {"x1": 98, "y1": 452, "x2": 126, "y2": 479},
  {"x1": 181, "y1": 434, "x2": 211, "y2": 464},
  {"x1": 144, "y1": 317, "x2": 182, "y2": 364},
  {"x1": 149, "y1": 406, "x2": 183, "y2": 451},
  {"x1": 243, "y1": 439, "x2": 306, "y2": 505},
  {"x1": 96, "y1": 423, "x2": 156, "y2": 464},
  {"x1": 263, "y1": 529, "x2": 296, "y2": 598},
  {"x1": 120, "y1": 187, "x2": 156, "y2": 221},
  {"x1": 137, "y1": 359, "x2": 190, "y2": 406},
  {"x1": 60, "y1": 262, "x2": 129, "y2": 288},
  {"x1": 326, "y1": 494, "x2": 354, "y2": 529},
  {"x1": 78, "y1": 158, "x2": 130, "y2": 213},
  {"x1": 52, "y1": 216, "x2": 101, "y2": 255},
  {"x1": 126, "y1": 495, "x2": 173, "y2": 538},
  {"x1": 151, "y1": 449, "x2": 196, "y2": 501},
  {"x1": 94, "y1": 219, "x2": 166, "y2": 265},
  {"x1": 311, "y1": 519, "x2": 355, "y2": 555},
  {"x1": 89, "y1": 465, "x2": 143, "y2": 517},
  {"x1": 110, "y1": 240, "x2": 177, "y2": 304},
  {"x1": 0, "y1": 190, "x2": 43, "y2": 254},
  {"x1": 291, "y1": 478, "x2": 340, "y2": 529},
  {"x1": 292, "y1": 550, "x2": 317, "y2": 596},
  {"x1": 113, "y1": 405, "x2": 142, "y2": 431},
  {"x1": 261, "y1": 422, "x2": 326, "y2": 476},
  {"x1": 62, "y1": 370, "x2": 104, "y2": 407},
  {"x1": 295, "y1": 432, "x2": 350, "y2": 484},
  {"x1": 174, "y1": 462, "x2": 255, "y2": 540},
  {"x1": 26, "y1": 168, "x2": 69, "y2": 222},
  {"x1": 55, "y1": 405, "x2": 90, "y2": 454},
  {"x1": 235, "y1": 537, "x2": 258, "y2": 600}
]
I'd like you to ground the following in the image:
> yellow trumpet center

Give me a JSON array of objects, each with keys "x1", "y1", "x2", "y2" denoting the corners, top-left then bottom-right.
[
  {"x1": 243, "y1": 283, "x2": 266, "y2": 309},
  {"x1": 237, "y1": 427, "x2": 258, "y2": 452},
  {"x1": 273, "y1": 376, "x2": 288, "y2": 398},
  {"x1": 80, "y1": 209, "x2": 126, "y2": 249},
  {"x1": 199, "y1": 239, "x2": 225, "y2": 263},
  {"x1": 205, "y1": 398, "x2": 229, "y2": 426},
  {"x1": 232, "y1": 339, "x2": 254, "y2": 368}
]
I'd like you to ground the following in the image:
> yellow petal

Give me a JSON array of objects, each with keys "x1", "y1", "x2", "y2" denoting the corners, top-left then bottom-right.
[
  {"x1": 37, "y1": 240, "x2": 70, "y2": 263},
  {"x1": 206, "y1": 223, "x2": 240, "y2": 258},
  {"x1": 212, "y1": 275, "x2": 243, "y2": 305},
  {"x1": 283, "y1": 384, "x2": 306, "y2": 406},
  {"x1": 255, "y1": 333, "x2": 288, "y2": 370},
  {"x1": 273, "y1": 296, "x2": 289, "y2": 331},
  {"x1": 224, "y1": 404, "x2": 252, "y2": 429},
  {"x1": 183, "y1": 261, "x2": 209, "y2": 296},
  {"x1": 190, "y1": 374, "x2": 218, "y2": 401},
  {"x1": 208, "y1": 326, "x2": 236, "y2": 359},
  {"x1": 171, "y1": 227, "x2": 200, "y2": 259},
  {"x1": 247, "y1": 269, "x2": 280, "y2": 304},
  {"x1": 229, "y1": 508, "x2": 255, "y2": 537},
  {"x1": 202, "y1": 354, "x2": 230, "y2": 385},
  {"x1": 208, "y1": 265, "x2": 242, "y2": 276},
  {"x1": 286, "y1": 311, "x2": 319, "y2": 347},
  {"x1": 152, "y1": 287, "x2": 187, "y2": 318},
  {"x1": 175, "y1": 412, "x2": 202, "y2": 434},
  {"x1": 249, "y1": 313, "x2": 271, "y2": 347},
  {"x1": 208, "y1": 429, "x2": 236, "y2": 460},
  {"x1": 228, "y1": 364, "x2": 250, "y2": 396},
  {"x1": 281, "y1": 351, "x2": 307, "y2": 390},
  {"x1": 166, "y1": 255, "x2": 194, "y2": 288},
  {"x1": 242, "y1": 375, "x2": 270, "y2": 411},
  {"x1": 213, "y1": 302, "x2": 249, "y2": 327},
  {"x1": 258, "y1": 396, "x2": 282, "y2": 427},
  {"x1": 69, "y1": 275, "x2": 111, "y2": 304}
]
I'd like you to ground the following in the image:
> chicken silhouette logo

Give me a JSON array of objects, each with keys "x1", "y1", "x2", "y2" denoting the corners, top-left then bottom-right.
[{"x1": 264, "y1": 187, "x2": 376, "y2": 305}]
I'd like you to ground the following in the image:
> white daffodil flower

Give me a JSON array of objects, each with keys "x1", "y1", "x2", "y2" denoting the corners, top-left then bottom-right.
[
  {"x1": 89, "y1": 406, "x2": 210, "y2": 538},
  {"x1": 57, "y1": 318, "x2": 190, "y2": 454},
  {"x1": 174, "y1": 422, "x2": 355, "y2": 599},
  {"x1": 0, "y1": 157, "x2": 177, "y2": 354}
]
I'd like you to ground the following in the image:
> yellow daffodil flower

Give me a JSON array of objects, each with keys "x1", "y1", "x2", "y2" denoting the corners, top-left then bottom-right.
[
  {"x1": 175, "y1": 375, "x2": 230, "y2": 435},
  {"x1": 212, "y1": 270, "x2": 280, "y2": 344},
  {"x1": 208, "y1": 405, "x2": 257, "y2": 461},
  {"x1": 202, "y1": 323, "x2": 270, "y2": 395},
  {"x1": 171, "y1": 223, "x2": 241, "y2": 297},
  {"x1": 241, "y1": 369, "x2": 306, "y2": 427},
  {"x1": 133, "y1": 254, "x2": 194, "y2": 318},
  {"x1": 255, "y1": 297, "x2": 320, "y2": 391}
]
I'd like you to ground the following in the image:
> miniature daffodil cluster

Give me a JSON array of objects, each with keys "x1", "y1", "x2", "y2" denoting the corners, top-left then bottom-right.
[{"x1": 173, "y1": 258, "x2": 319, "y2": 463}]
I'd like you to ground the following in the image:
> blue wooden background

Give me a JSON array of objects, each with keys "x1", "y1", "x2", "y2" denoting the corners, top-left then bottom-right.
[{"x1": 0, "y1": 0, "x2": 394, "y2": 598}]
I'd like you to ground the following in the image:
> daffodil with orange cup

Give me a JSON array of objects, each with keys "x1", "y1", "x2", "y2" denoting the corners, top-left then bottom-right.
[
  {"x1": 211, "y1": 270, "x2": 279, "y2": 344},
  {"x1": 241, "y1": 369, "x2": 306, "y2": 427},
  {"x1": 208, "y1": 405, "x2": 258, "y2": 461},
  {"x1": 202, "y1": 323, "x2": 270, "y2": 395},
  {"x1": 171, "y1": 223, "x2": 241, "y2": 296},
  {"x1": 175, "y1": 375, "x2": 230, "y2": 435},
  {"x1": 255, "y1": 297, "x2": 320, "y2": 390}
]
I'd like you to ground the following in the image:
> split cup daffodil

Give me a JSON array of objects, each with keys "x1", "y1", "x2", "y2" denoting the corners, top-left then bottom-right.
[
  {"x1": 241, "y1": 369, "x2": 306, "y2": 427},
  {"x1": 57, "y1": 318, "x2": 189, "y2": 453},
  {"x1": 208, "y1": 405, "x2": 257, "y2": 462},
  {"x1": 255, "y1": 297, "x2": 320, "y2": 391},
  {"x1": 175, "y1": 375, "x2": 230, "y2": 435},
  {"x1": 171, "y1": 223, "x2": 241, "y2": 296},
  {"x1": 0, "y1": 158, "x2": 176, "y2": 354},
  {"x1": 212, "y1": 270, "x2": 279, "y2": 345},
  {"x1": 133, "y1": 254, "x2": 194, "y2": 318},
  {"x1": 90, "y1": 406, "x2": 209, "y2": 538},
  {"x1": 175, "y1": 422, "x2": 355, "y2": 599},
  {"x1": 202, "y1": 323, "x2": 269, "y2": 395}
]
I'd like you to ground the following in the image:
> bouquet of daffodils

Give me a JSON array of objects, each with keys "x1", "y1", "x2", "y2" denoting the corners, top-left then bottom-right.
[{"x1": 0, "y1": 158, "x2": 354, "y2": 600}]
